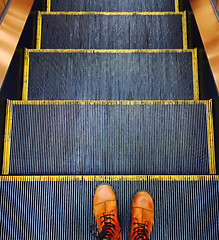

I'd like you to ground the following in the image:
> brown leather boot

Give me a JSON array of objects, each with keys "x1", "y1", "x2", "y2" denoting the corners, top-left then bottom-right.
[
  {"x1": 129, "y1": 192, "x2": 154, "y2": 240},
  {"x1": 94, "y1": 185, "x2": 121, "y2": 240}
]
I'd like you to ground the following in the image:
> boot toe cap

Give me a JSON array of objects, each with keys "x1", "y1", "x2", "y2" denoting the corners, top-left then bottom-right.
[
  {"x1": 94, "y1": 185, "x2": 116, "y2": 206},
  {"x1": 132, "y1": 192, "x2": 154, "y2": 211}
]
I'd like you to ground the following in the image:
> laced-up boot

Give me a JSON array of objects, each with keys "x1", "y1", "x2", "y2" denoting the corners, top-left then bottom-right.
[
  {"x1": 129, "y1": 192, "x2": 154, "y2": 240},
  {"x1": 94, "y1": 185, "x2": 121, "y2": 240}
]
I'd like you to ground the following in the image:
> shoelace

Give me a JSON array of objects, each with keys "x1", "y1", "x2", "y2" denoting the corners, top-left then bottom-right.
[
  {"x1": 133, "y1": 222, "x2": 149, "y2": 240},
  {"x1": 98, "y1": 214, "x2": 116, "y2": 240}
]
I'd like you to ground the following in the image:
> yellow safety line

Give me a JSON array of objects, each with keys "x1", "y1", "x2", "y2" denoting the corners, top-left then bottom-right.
[
  {"x1": 24, "y1": 49, "x2": 198, "y2": 100},
  {"x1": 36, "y1": 11, "x2": 42, "y2": 49},
  {"x1": 182, "y1": 11, "x2": 188, "y2": 49},
  {"x1": 3, "y1": 100, "x2": 213, "y2": 175},
  {"x1": 2, "y1": 100, "x2": 13, "y2": 175},
  {"x1": 27, "y1": 49, "x2": 194, "y2": 54},
  {"x1": 46, "y1": 0, "x2": 51, "y2": 12},
  {"x1": 10, "y1": 100, "x2": 209, "y2": 106},
  {"x1": 192, "y1": 48, "x2": 199, "y2": 100},
  {"x1": 22, "y1": 49, "x2": 29, "y2": 100},
  {"x1": 0, "y1": 175, "x2": 218, "y2": 182},
  {"x1": 23, "y1": 49, "x2": 195, "y2": 100},
  {"x1": 40, "y1": 11, "x2": 184, "y2": 16},
  {"x1": 206, "y1": 100, "x2": 216, "y2": 174},
  {"x1": 175, "y1": 0, "x2": 180, "y2": 12}
]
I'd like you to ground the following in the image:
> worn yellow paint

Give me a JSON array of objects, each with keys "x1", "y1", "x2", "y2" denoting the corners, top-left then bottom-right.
[
  {"x1": 37, "y1": 11, "x2": 186, "y2": 50},
  {"x1": 28, "y1": 49, "x2": 194, "y2": 54},
  {"x1": 192, "y1": 48, "x2": 199, "y2": 100},
  {"x1": 0, "y1": 175, "x2": 218, "y2": 182},
  {"x1": 22, "y1": 49, "x2": 29, "y2": 100},
  {"x1": 3, "y1": 100, "x2": 214, "y2": 175},
  {"x1": 24, "y1": 49, "x2": 198, "y2": 100},
  {"x1": 46, "y1": 0, "x2": 51, "y2": 12},
  {"x1": 36, "y1": 11, "x2": 42, "y2": 49},
  {"x1": 175, "y1": 0, "x2": 180, "y2": 12},
  {"x1": 10, "y1": 100, "x2": 209, "y2": 106},
  {"x1": 206, "y1": 100, "x2": 216, "y2": 174},
  {"x1": 182, "y1": 11, "x2": 188, "y2": 49},
  {"x1": 40, "y1": 11, "x2": 185, "y2": 16},
  {"x1": 2, "y1": 100, "x2": 13, "y2": 175}
]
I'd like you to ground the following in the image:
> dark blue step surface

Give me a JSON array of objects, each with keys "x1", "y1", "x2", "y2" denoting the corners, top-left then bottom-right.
[
  {"x1": 4, "y1": 101, "x2": 214, "y2": 175},
  {"x1": 50, "y1": 0, "x2": 176, "y2": 12},
  {"x1": 0, "y1": 176, "x2": 218, "y2": 239},
  {"x1": 40, "y1": 14, "x2": 184, "y2": 49},
  {"x1": 26, "y1": 50, "x2": 196, "y2": 100}
]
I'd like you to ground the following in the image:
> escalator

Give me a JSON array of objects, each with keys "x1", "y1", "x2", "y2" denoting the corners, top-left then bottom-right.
[{"x1": 0, "y1": 0, "x2": 218, "y2": 238}]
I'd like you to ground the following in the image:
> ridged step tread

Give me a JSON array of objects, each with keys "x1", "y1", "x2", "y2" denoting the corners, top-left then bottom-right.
[
  {"x1": 37, "y1": 12, "x2": 187, "y2": 50},
  {"x1": 23, "y1": 49, "x2": 199, "y2": 101},
  {"x1": 3, "y1": 100, "x2": 215, "y2": 175},
  {"x1": 48, "y1": 0, "x2": 178, "y2": 12},
  {"x1": 0, "y1": 175, "x2": 218, "y2": 239}
]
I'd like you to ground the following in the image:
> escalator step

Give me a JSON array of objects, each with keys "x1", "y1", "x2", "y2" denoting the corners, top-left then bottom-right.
[
  {"x1": 24, "y1": 49, "x2": 198, "y2": 101},
  {"x1": 49, "y1": 0, "x2": 177, "y2": 12},
  {"x1": 38, "y1": 12, "x2": 187, "y2": 49},
  {"x1": 2, "y1": 101, "x2": 215, "y2": 175},
  {"x1": 0, "y1": 175, "x2": 218, "y2": 239}
]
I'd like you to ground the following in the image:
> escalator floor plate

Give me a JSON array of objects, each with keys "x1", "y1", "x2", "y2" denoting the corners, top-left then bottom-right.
[{"x1": 0, "y1": 175, "x2": 218, "y2": 239}]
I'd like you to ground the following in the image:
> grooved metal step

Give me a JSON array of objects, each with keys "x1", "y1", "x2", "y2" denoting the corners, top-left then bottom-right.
[
  {"x1": 3, "y1": 100, "x2": 215, "y2": 175},
  {"x1": 23, "y1": 49, "x2": 199, "y2": 101},
  {"x1": 0, "y1": 175, "x2": 218, "y2": 239},
  {"x1": 37, "y1": 12, "x2": 187, "y2": 50},
  {"x1": 49, "y1": 0, "x2": 177, "y2": 12}
]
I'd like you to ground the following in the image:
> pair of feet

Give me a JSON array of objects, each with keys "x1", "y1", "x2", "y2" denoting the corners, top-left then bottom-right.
[{"x1": 94, "y1": 185, "x2": 154, "y2": 240}]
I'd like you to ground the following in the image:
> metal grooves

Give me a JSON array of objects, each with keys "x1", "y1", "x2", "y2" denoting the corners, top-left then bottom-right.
[
  {"x1": 40, "y1": 14, "x2": 184, "y2": 49},
  {"x1": 1, "y1": 0, "x2": 218, "y2": 238},
  {"x1": 0, "y1": 178, "x2": 218, "y2": 239},
  {"x1": 50, "y1": 0, "x2": 176, "y2": 12},
  {"x1": 6, "y1": 102, "x2": 212, "y2": 175},
  {"x1": 26, "y1": 51, "x2": 195, "y2": 100}
]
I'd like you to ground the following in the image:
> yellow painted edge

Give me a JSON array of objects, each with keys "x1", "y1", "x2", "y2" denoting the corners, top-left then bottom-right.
[
  {"x1": 10, "y1": 100, "x2": 209, "y2": 106},
  {"x1": 2, "y1": 100, "x2": 13, "y2": 175},
  {"x1": 206, "y1": 100, "x2": 216, "y2": 174},
  {"x1": 182, "y1": 11, "x2": 188, "y2": 49},
  {"x1": 175, "y1": 0, "x2": 179, "y2": 12},
  {"x1": 36, "y1": 11, "x2": 42, "y2": 49},
  {"x1": 192, "y1": 48, "x2": 199, "y2": 100},
  {"x1": 40, "y1": 11, "x2": 184, "y2": 16},
  {"x1": 46, "y1": 0, "x2": 51, "y2": 12},
  {"x1": 0, "y1": 175, "x2": 218, "y2": 182},
  {"x1": 4, "y1": 100, "x2": 212, "y2": 175},
  {"x1": 27, "y1": 49, "x2": 194, "y2": 53},
  {"x1": 22, "y1": 48, "x2": 194, "y2": 100},
  {"x1": 22, "y1": 49, "x2": 29, "y2": 100}
]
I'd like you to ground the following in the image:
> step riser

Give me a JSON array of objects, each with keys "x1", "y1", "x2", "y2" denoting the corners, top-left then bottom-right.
[
  {"x1": 24, "y1": 50, "x2": 198, "y2": 101},
  {"x1": 49, "y1": 0, "x2": 177, "y2": 12},
  {"x1": 0, "y1": 177, "x2": 218, "y2": 239},
  {"x1": 38, "y1": 13, "x2": 187, "y2": 50},
  {"x1": 3, "y1": 101, "x2": 215, "y2": 175}
]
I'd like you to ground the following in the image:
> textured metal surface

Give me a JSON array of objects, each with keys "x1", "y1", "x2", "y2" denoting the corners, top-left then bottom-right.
[
  {"x1": 50, "y1": 0, "x2": 176, "y2": 12},
  {"x1": 40, "y1": 14, "x2": 183, "y2": 49},
  {"x1": 7, "y1": 102, "x2": 210, "y2": 175},
  {"x1": 0, "y1": 177, "x2": 218, "y2": 239},
  {"x1": 27, "y1": 51, "x2": 194, "y2": 100}
]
